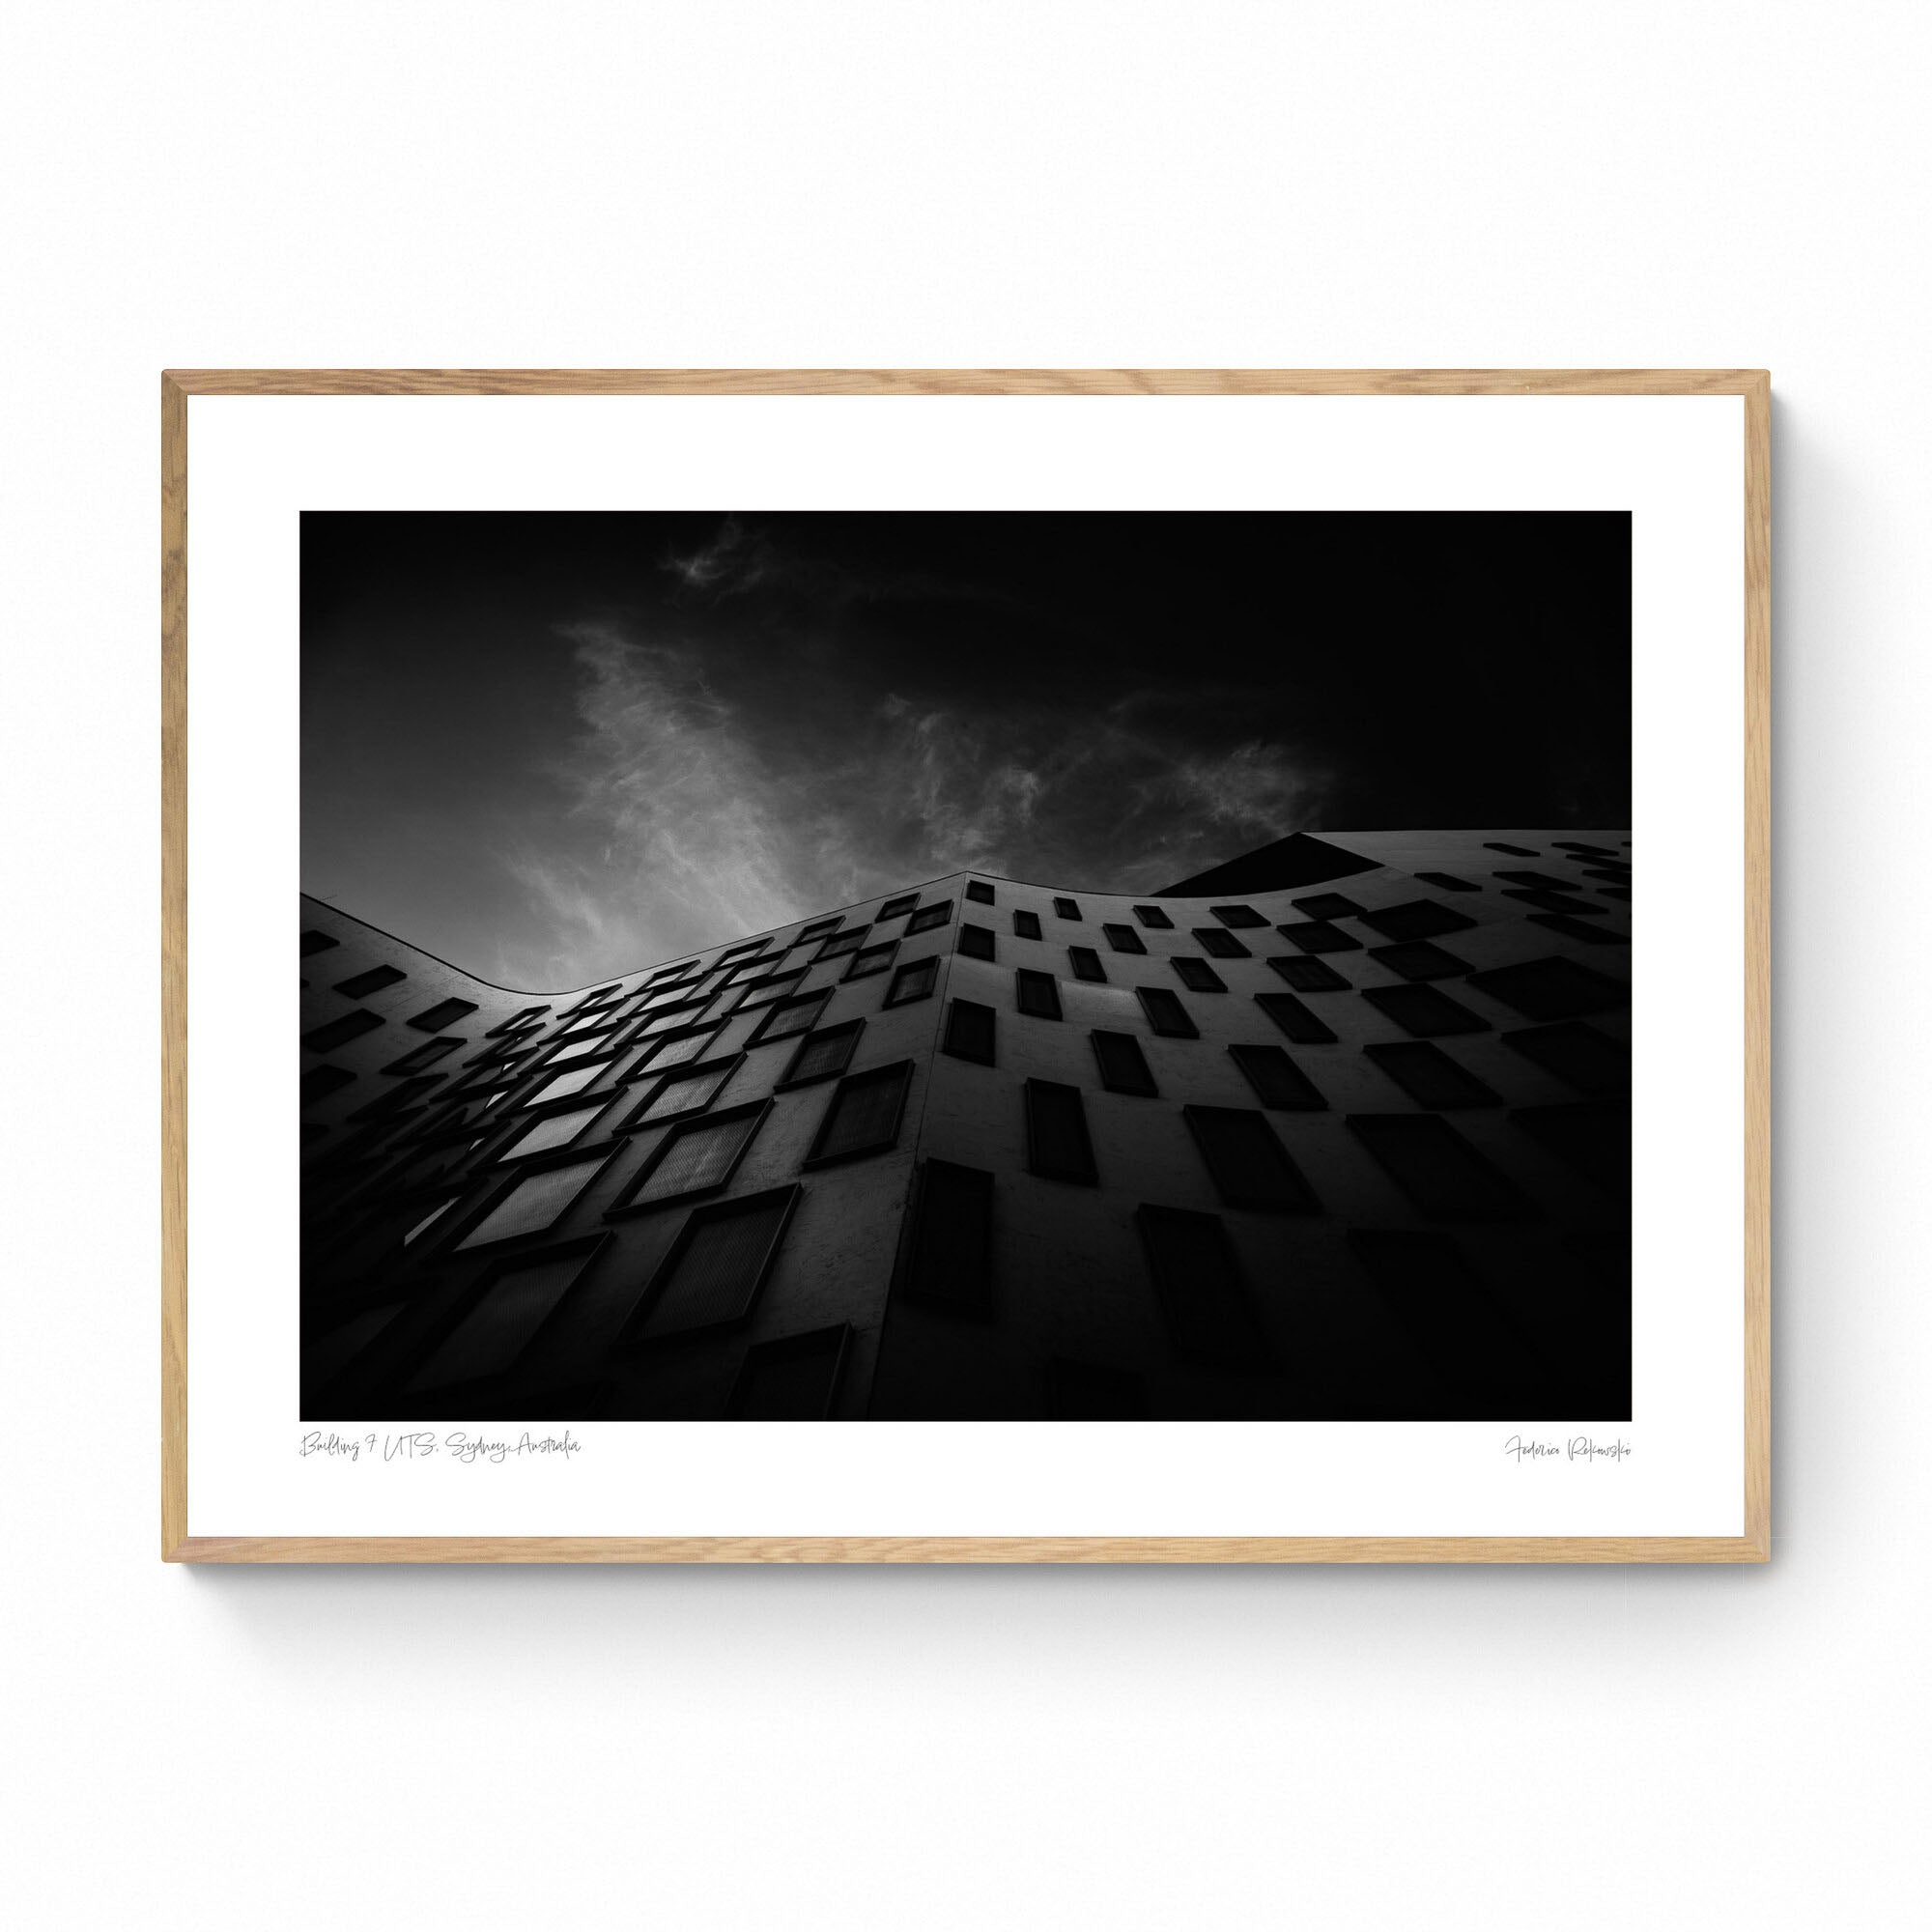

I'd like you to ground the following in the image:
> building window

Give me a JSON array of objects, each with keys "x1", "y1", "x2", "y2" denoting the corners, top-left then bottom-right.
[
  {"x1": 1012, "y1": 910, "x2": 1042, "y2": 940},
  {"x1": 883, "y1": 956, "x2": 939, "y2": 1007},
  {"x1": 1228, "y1": 1044, "x2": 1326, "y2": 1111},
  {"x1": 1092, "y1": 1030, "x2": 1158, "y2": 1097},
  {"x1": 1172, "y1": 957, "x2": 1227, "y2": 993},
  {"x1": 736, "y1": 969, "x2": 810, "y2": 1006},
  {"x1": 1347, "y1": 1114, "x2": 1533, "y2": 1221},
  {"x1": 1348, "y1": 1230, "x2": 1541, "y2": 1405},
  {"x1": 907, "y1": 901, "x2": 952, "y2": 933},
  {"x1": 1361, "y1": 983, "x2": 1488, "y2": 1037},
  {"x1": 403, "y1": 1245, "x2": 596, "y2": 1393},
  {"x1": 958, "y1": 923, "x2": 996, "y2": 961},
  {"x1": 638, "y1": 1029, "x2": 720, "y2": 1075},
  {"x1": 623, "y1": 1057, "x2": 741, "y2": 1128},
  {"x1": 1484, "y1": 841, "x2": 1541, "y2": 857},
  {"x1": 1054, "y1": 897, "x2": 1083, "y2": 921},
  {"x1": 1131, "y1": 905, "x2": 1174, "y2": 928},
  {"x1": 300, "y1": 1065, "x2": 356, "y2": 1105},
  {"x1": 1465, "y1": 955, "x2": 1628, "y2": 1022},
  {"x1": 749, "y1": 990, "x2": 831, "y2": 1043},
  {"x1": 1192, "y1": 927, "x2": 1250, "y2": 959},
  {"x1": 1499, "y1": 1020, "x2": 1628, "y2": 1095},
  {"x1": 526, "y1": 1062, "x2": 605, "y2": 1106},
  {"x1": 1254, "y1": 991, "x2": 1337, "y2": 1043},
  {"x1": 300, "y1": 929, "x2": 339, "y2": 956},
  {"x1": 408, "y1": 997, "x2": 480, "y2": 1033},
  {"x1": 815, "y1": 927, "x2": 871, "y2": 960},
  {"x1": 900, "y1": 1160, "x2": 995, "y2": 1313},
  {"x1": 1368, "y1": 940, "x2": 1472, "y2": 982},
  {"x1": 877, "y1": 893, "x2": 920, "y2": 921},
  {"x1": 1014, "y1": 969, "x2": 1063, "y2": 1020},
  {"x1": 617, "y1": 1101, "x2": 770, "y2": 1209},
  {"x1": 497, "y1": 1101, "x2": 608, "y2": 1161},
  {"x1": 332, "y1": 964, "x2": 407, "y2": 999},
  {"x1": 1511, "y1": 1099, "x2": 1630, "y2": 1194},
  {"x1": 1206, "y1": 904, "x2": 1264, "y2": 929},
  {"x1": 1135, "y1": 1205, "x2": 1269, "y2": 1367},
  {"x1": 717, "y1": 940, "x2": 766, "y2": 963},
  {"x1": 639, "y1": 999, "x2": 710, "y2": 1036},
  {"x1": 1068, "y1": 946, "x2": 1107, "y2": 982},
  {"x1": 795, "y1": 917, "x2": 840, "y2": 944},
  {"x1": 561, "y1": 983, "x2": 623, "y2": 1015},
  {"x1": 402, "y1": 1195, "x2": 461, "y2": 1248},
  {"x1": 1025, "y1": 1079, "x2": 1097, "y2": 1184},
  {"x1": 1266, "y1": 954, "x2": 1349, "y2": 993},
  {"x1": 456, "y1": 1150, "x2": 610, "y2": 1249},
  {"x1": 1183, "y1": 1105, "x2": 1321, "y2": 1211},
  {"x1": 347, "y1": 1073, "x2": 444, "y2": 1124},
  {"x1": 805, "y1": 1061, "x2": 914, "y2": 1166},
  {"x1": 1528, "y1": 913, "x2": 1630, "y2": 947},
  {"x1": 724, "y1": 1323, "x2": 851, "y2": 1418},
  {"x1": 624, "y1": 1186, "x2": 801, "y2": 1341},
  {"x1": 1292, "y1": 893, "x2": 1364, "y2": 921},
  {"x1": 1359, "y1": 900, "x2": 1478, "y2": 943},
  {"x1": 1503, "y1": 887, "x2": 1605, "y2": 915},
  {"x1": 1363, "y1": 1040, "x2": 1501, "y2": 1109},
  {"x1": 1279, "y1": 920, "x2": 1360, "y2": 954},
  {"x1": 1136, "y1": 986, "x2": 1198, "y2": 1038},
  {"x1": 1102, "y1": 923, "x2": 1148, "y2": 954},
  {"x1": 544, "y1": 1030, "x2": 621, "y2": 1066},
  {"x1": 487, "y1": 1004, "x2": 552, "y2": 1037},
  {"x1": 780, "y1": 1019, "x2": 865, "y2": 1088},
  {"x1": 843, "y1": 940, "x2": 899, "y2": 981},
  {"x1": 301, "y1": 1009, "x2": 384, "y2": 1055},
  {"x1": 1416, "y1": 871, "x2": 1479, "y2": 893},
  {"x1": 942, "y1": 999, "x2": 996, "y2": 1065},
  {"x1": 964, "y1": 880, "x2": 996, "y2": 904}
]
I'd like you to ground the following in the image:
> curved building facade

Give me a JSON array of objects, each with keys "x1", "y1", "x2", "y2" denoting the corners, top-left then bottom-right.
[{"x1": 299, "y1": 830, "x2": 1632, "y2": 1423}]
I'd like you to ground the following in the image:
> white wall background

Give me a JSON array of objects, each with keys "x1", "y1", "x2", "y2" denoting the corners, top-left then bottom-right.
[{"x1": 2, "y1": 4, "x2": 1923, "y2": 1926}]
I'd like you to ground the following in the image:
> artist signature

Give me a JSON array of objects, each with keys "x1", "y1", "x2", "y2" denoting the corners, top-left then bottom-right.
[{"x1": 1503, "y1": 1435, "x2": 1632, "y2": 1463}]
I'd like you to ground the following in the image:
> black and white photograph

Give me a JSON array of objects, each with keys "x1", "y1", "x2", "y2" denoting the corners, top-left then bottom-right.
[{"x1": 299, "y1": 509, "x2": 1633, "y2": 1424}]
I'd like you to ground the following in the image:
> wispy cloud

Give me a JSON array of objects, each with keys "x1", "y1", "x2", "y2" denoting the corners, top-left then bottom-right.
[{"x1": 488, "y1": 619, "x2": 1325, "y2": 986}]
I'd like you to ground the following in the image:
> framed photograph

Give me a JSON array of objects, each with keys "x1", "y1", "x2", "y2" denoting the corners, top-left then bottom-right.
[{"x1": 162, "y1": 369, "x2": 1768, "y2": 1562}]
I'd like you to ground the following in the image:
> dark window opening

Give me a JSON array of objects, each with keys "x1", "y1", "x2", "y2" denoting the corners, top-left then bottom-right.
[
  {"x1": 843, "y1": 941, "x2": 898, "y2": 981},
  {"x1": 1137, "y1": 986, "x2": 1199, "y2": 1038},
  {"x1": 1266, "y1": 954, "x2": 1350, "y2": 993},
  {"x1": 1528, "y1": 913, "x2": 1629, "y2": 947},
  {"x1": 957, "y1": 923, "x2": 996, "y2": 961},
  {"x1": 805, "y1": 1061, "x2": 913, "y2": 1165},
  {"x1": 1015, "y1": 968, "x2": 1063, "y2": 1019},
  {"x1": 884, "y1": 956, "x2": 939, "y2": 1007},
  {"x1": 900, "y1": 1161, "x2": 994, "y2": 1314},
  {"x1": 1464, "y1": 956, "x2": 1628, "y2": 1021},
  {"x1": 332, "y1": 964, "x2": 406, "y2": 999},
  {"x1": 302, "y1": 1009, "x2": 384, "y2": 1055},
  {"x1": 1132, "y1": 905, "x2": 1175, "y2": 929},
  {"x1": 724, "y1": 1323, "x2": 850, "y2": 1419},
  {"x1": 1053, "y1": 897, "x2": 1083, "y2": 921},
  {"x1": 1359, "y1": 900, "x2": 1478, "y2": 943},
  {"x1": 1349, "y1": 1231, "x2": 1543, "y2": 1407},
  {"x1": 626, "y1": 1186, "x2": 800, "y2": 1341},
  {"x1": 966, "y1": 880, "x2": 996, "y2": 904},
  {"x1": 1210, "y1": 904, "x2": 1268, "y2": 928},
  {"x1": 1228, "y1": 1044, "x2": 1326, "y2": 1110},
  {"x1": 1172, "y1": 957, "x2": 1227, "y2": 993},
  {"x1": 1484, "y1": 841, "x2": 1541, "y2": 857},
  {"x1": 1363, "y1": 1040, "x2": 1501, "y2": 1109},
  {"x1": 1092, "y1": 1030, "x2": 1158, "y2": 1096},
  {"x1": 1193, "y1": 927, "x2": 1251, "y2": 959},
  {"x1": 907, "y1": 901, "x2": 953, "y2": 934},
  {"x1": 1279, "y1": 920, "x2": 1361, "y2": 954},
  {"x1": 301, "y1": 1065, "x2": 356, "y2": 1105},
  {"x1": 1254, "y1": 992, "x2": 1337, "y2": 1043},
  {"x1": 1346, "y1": 1114, "x2": 1533, "y2": 1220},
  {"x1": 1511, "y1": 1100, "x2": 1630, "y2": 1194},
  {"x1": 942, "y1": 998, "x2": 997, "y2": 1065},
  {"x1": 1292, "y1": 894, "x2": 1364, "y2": 921},
  {"x1": 1025, "y1": 1079, "x2": 1097, "y2": 1184},
  {"x1": 751, "y1": 990, "x2": 832, "y2": 1043},
  {"x1": 1012, "y1": 910, "x2": 1042, "y2": 940},
  {"x1": 1492, "y1": 869, "x2": 1577, "y2": 893},
  {"x1": 780, "y1": 1019, "x2": 865, "y2": 1088},
  {"x1": 382, "y1": 1037, "x2": 464, "y2": 1076},
  {"x1": 1361, "y1": 982, "x2": 1488, "y2": 1037},
  {"x1": 300, "y1": 929, "x2": 339, "y2": 956},
  {"x1": 1368, "y1": 940, "x2": 1471, "y2": 981},
  {"x1": 1415, "y1": 872, "x2": 1479, "y2": 893},
  {"x1": 1500, "y1": 1021, "x2": 1628, "y2": 1095},
  {"x1": 409, "y1": 998, "x2": 480, "y2": 1034},
  {"x1": 816, "y1": 927, "x2": 871, "y2": 959},
  {"x1": 1068, "y1": 946, "x2": 1107, "y2": 982},
  {"x1": 877, "y1": 894, "x2": 919, "y2": 921},
  {"x1": 617, "y1": 1102, "x2": 769, "y2": 1210},
  {"x1": 1136, "y1": 1206, "x2": 1269, "y2": 1368},
  {"x1": 1183, "y1": 1105, "x2": 1321, "y2": 1211},
  {"x1": 1502, "y1": 888, "x2": 1607, "y2": 915},
  {"x1": 1102, "y1": 923, "x2": 1148, "y2": 954}
]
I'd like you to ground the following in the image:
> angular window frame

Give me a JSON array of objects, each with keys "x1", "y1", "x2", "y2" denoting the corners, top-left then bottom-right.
[
  {"x1": 606, "y1": 1097, "x2": 775, "y2": 1216},
  {"x1": 802, "y1": 1060, "x2": 916, "y2": 1169},
  {"x1": 1023, "y1": 1078, "x2": 1098, "y2": 1185},
  {"x1": 614, "y1": 1184, "x2": 804, "y2": 1346},
  {"x1": 776, "y1": 1018, "x2": 867, "y2": 1091}
]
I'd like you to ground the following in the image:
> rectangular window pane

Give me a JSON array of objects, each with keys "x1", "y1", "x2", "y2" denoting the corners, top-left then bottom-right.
[
  {"x1": 1053, "y1": 897, "x2": 1082, "y2": 921},
  {"x1": 1499, "y1": 1021, "x2": 1628, "y2": 1095},
  {"x1": 633, "y1": 1060, "x2": 736, "y2": 1124},
  {"x1": 942, "y1": 999, "x2": 996, "y2": 1065},
  {"x1": 1102, "y1": 923, "x2": 1147, "y2": 954},
  {"x1": 632, "y1": 1108, "x2": 764, "y2": 1205},
  {"x1": 1358, "y1": 900, "x2": 1478, "y2": 942},
  {"x1": 1136, "y1": 1205, "x2": 1267, "y2": 1366},
  {"x1": 1193, "y1": 927, "x2": 1249, "y2": 958},
  {"x1": 1068, "y1": 946, "x2": 1106, "y2": 982},
  {"x1": 1012, "y1": 910, "x2": 1042, "y2": 940},
  {"x1": 1025, "y1": 1079, "x2": 1096, "y2": 1183},
  {"x1": 1509, "y1": 1099, "x2": 1630, "y2": 1194},
  {"x1": 1137, "y1": 986, "x2": 1198, "y2": 1037},
  {"x1": 1255, "y1": 991, "x2": 1337, "y2": 1043},
  {"x1": 499, "y1": 1103, "x2": 604, "y2": 1160},
  {"x1": 301, "y1": 1065, "x2": 356, "y2": 1104},
  {"x1": 646, "y1": 1026, "x2": 722, "y2": 1067},
  {"x1": 333, "y1": 964, "x2": 407, "y2": 998},
  {"x1": 966, "y1": 880, "x2": 995, "y2": 903},
  {"x1": 1172, "y1": 957, "x2": 1226, "y2": 992},
  {"x1": 754, "y1": 994, "x2": 829, "y2": 1042},
  {"x1": 1092, "y1": 1030, "x2": 1157, "y2": 1096},
  {"x1": 737, "y1": 969, "x2": 807, "y2": 1007},
  {"x1": 1132, "y1": 905, "x2": 1174, "y2": 928},
  {"x1": 302, "y1": 1009, "x2": 384, "y2": 1054},
  {"x1": 1266, "y1": 954, "x2": 1350, "y2": 992},
  {"x1": 409, "y1": 998, "x2": 479, "y2": 1032},
  {"x1": 300, "y1": 928, "x2": 339, "y2": 955},
  {"x1": 878, "y1": 894, "x2": 919, "y2": 920},
  {"x1": 958, "y1": 923, "x2": 996, "y2": 960},
  {"x1": 1368, "y1": 940, "x2": 1471, "y2": 981},
  {"x1": 809, "y1": 1062, "x2": 913, "y2": 1163},
  {"x1": 1210, "y1": 904, "x2": 1267, "y2": 928},
  {"x1": 1228, "y1": 1044, "x2": 1326, "y2": 1110},
  {"x1": 458, "y1": 1155, "x2": 604, "y2": 1247},
  {"x1": 1361, "y1": 983, "x2": 1488, "y2": 1037},
  {"x1": 1183, "y1": 1105, "x2": 1320, "y2": 1210},
  {"x1": 1292, "y1": 893, "x2": 1364, "y2": 920},
  {"x1": 885, "y1": 957, "x2": 938, "y2": 1006},
  {"x1": 901, "y1": 1160, "x2": 994, "y2": 1312},
  {"x1": 406, "y1": 1254, "x2": 585, "y2": 1390},
  {"x1": 382, "y1": 1037, "x2": 463, "y2": 1076},
  {"x1": 1464, "y1": 956, "x2": 1629, "y2": 1021},
  {"x1": 1346, "y1": 1113, "x2": 1533, "y2": 1220},
  {"x1": 907, "y1": 901, "x2": 952, "y2": 933},
  {"x1": 724, "y1": 1324, "x2": 849, "y2": 1418},
  {"x1": 816, "y1": 927, "x2": 870, "y2": 958},
  {"x1": 795, "y1": 917, "x2": 839, "y2": 943},
  {"x1": 1527, "y1": 912, "x2": 1629, "y2": 946},
  {"x1": 1015, "y1": 969, "x2": 1062, "y2": 1019},
  {"x1": 527, "y1": 1063, "x2": 602, "y2": 1105},
  {"x1": 642, "y1": 1191, "x2": 796, "y2": 1338},
  {"x1": 844, "y1": 941, "x2": 897, "y2": 980},
  {"x1": 782, "y1": 1021, "x2": 863, "y2": 1085},
  {"x1": 1364, "y1": 1040, "x2": 1501, "y2": 1109},
  {"x1": 1279, "y1": 920, "x2": 1361, "y2": 954},
  {"x1": 1348, "y1": 1230, "x2": 1542, "y2": 1406}
]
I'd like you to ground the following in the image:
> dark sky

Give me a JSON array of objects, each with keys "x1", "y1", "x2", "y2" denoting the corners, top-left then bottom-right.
[{"x1": 302, "y1": 511, "x2": 1630, "y2": 989}]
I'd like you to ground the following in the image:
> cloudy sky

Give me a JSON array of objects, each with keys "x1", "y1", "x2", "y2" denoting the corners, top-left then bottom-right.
[{"x1": 301, "y1": 511, "x2": 1629, "y2": 990}]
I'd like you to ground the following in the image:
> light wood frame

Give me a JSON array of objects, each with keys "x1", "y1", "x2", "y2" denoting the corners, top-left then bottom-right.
[{"x1": 161, "y1": 368, "x2": 1770, "y2": 1564}]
